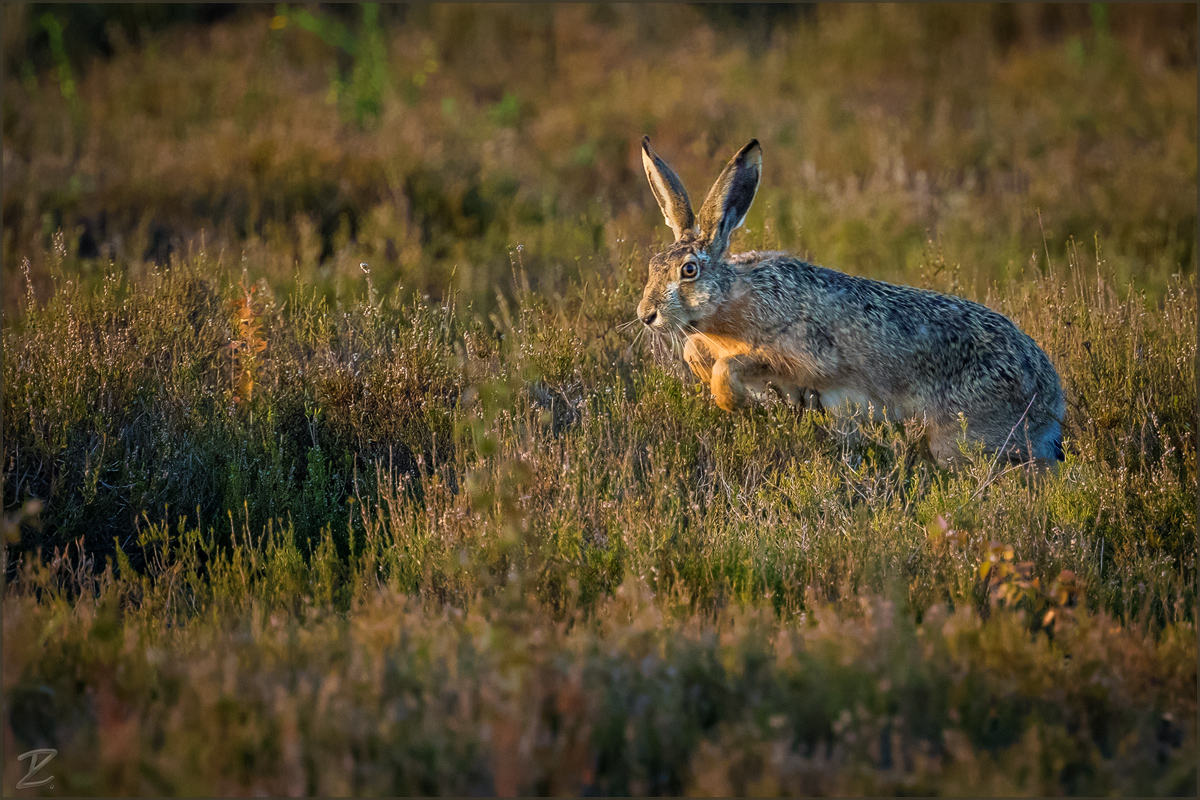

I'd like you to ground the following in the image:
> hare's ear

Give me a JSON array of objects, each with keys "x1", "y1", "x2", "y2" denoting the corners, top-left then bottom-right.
[
  {"x1": 696, "y1": 139, "x2": 761, "y2": 256},
  {"x1": 641, "y1": 136, "x2": 696, "y2": 241}
]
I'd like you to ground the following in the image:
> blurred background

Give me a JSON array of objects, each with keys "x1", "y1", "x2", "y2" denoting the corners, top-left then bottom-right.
[{"x1": 3, "y1": 3, "x2": 1196, "y2": 314}]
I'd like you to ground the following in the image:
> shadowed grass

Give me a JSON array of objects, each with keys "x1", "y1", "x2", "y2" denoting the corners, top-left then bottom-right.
[
  {"x1": 4, "y1": 5, "x2": 1195, "y2": 310},
  {"x1": 4, "y1": 534, "x2": 1196, "y2": 795},
  {"x1": 2, "y1": 4, "x2": 1196, "y2": 796},
  {"x1": 3, "y1": 245, "x2": 1195, "y2": 794}
]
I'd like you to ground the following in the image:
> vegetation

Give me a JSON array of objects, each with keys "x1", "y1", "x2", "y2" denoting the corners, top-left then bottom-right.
[{"x1": 3, "y1": 5, "x2": 1196, "y2": 795}]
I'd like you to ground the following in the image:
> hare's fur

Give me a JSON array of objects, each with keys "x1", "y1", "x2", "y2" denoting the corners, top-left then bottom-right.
[{"x1": 636, "y1": 137, "x2": 1065, "y2": 468}]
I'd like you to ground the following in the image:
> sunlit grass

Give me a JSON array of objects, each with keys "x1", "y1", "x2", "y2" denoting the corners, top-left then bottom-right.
[
  {"x1": 3, "y1": 241, "x2": 1195, "y2": 794},
  {"x1": 3, "y1": 5, "x2": 1194, "y2": 309},
  {"x1": 3, "y1": 4, "x2": 1196, "y2": 796}
]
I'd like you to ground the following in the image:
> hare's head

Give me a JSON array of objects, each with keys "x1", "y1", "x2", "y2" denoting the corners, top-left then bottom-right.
[{"x1": 636, "y1": 136, "x2": 761, "y2": 331}]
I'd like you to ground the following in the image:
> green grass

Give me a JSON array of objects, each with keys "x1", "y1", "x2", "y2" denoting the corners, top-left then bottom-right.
[
  {"x1": 4, "y1": 248, "x2": 1195, "y2": 795},
  {"x1": 3, "y1": 5, "x2": 1197, "y2": 796},
  {"x1": 4, "y1": 5, "x2": 1195, "y2": 308}
]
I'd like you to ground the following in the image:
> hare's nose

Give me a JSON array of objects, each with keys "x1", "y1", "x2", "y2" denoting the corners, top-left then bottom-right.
[{"x1": 640, "y1": 309, "x2": 658, "y2": 327}]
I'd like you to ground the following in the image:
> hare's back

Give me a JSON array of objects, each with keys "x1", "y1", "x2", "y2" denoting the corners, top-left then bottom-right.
[
  {"x1": 788, "y1": 263, "x2": 1060, "y2": 408},
  {"x1": 810, "y1": 267, "x2": 1032, "y2": 355}
]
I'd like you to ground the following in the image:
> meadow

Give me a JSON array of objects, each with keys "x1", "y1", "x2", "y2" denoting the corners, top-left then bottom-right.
[{"x1": 3, "y1": 4, "x2": 1197, "y2": 795}]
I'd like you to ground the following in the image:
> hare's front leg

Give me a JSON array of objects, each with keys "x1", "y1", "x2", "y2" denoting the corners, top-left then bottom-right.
[
  {"x1": 684, "y1": 336, "x2": 715, "y2": 384},
  {"x1": 710, "y1": 354, "x2": 764, "y2": 412}
]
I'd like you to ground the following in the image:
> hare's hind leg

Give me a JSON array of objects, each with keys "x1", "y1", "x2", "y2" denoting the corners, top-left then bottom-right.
[
  {"x1": 928, "y1": 430, "x2": 970, "y2": 469},
  {"x1": 1029, "y1": 419, "x2": 1065, "y2": 464},
  {"x1": 1015, "y1": 420, "x2": 1065, "y2": 477},
  {"x1": 928, "y1": 416, "x2": 1063, "y2": 472}
]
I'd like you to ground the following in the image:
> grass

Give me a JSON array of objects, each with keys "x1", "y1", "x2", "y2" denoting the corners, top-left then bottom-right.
[
  {"x1": 3, "y1": 5, "x2": 1195, "y2": 307},
  {"x1": 3, "y1": 4, "x2": 1197, "y2": 796}
]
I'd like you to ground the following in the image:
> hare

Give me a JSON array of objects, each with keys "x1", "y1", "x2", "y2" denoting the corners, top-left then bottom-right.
[{"x1": 636, "y1": 136, "x2": 1065, "y2": 468}]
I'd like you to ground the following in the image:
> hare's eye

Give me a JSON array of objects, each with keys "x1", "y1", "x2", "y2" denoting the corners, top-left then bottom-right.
[{"x1": 680, "y1": 260, "x2": 699, "y2": 280}]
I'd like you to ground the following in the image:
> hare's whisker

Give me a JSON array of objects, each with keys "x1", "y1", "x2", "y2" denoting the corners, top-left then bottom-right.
[
  {"x1": 617, "y1": 318, "x2": 641, "y2": 332},
  {"x1": 625, "y1": 326, "x2": 647, "y2": 356}
]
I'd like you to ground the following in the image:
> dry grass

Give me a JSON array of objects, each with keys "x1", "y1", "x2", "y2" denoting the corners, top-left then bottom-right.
[
  {"x1": 3, "y1": 5, "x2": 1197, "y2": 796},
  {"x1": 4, "y1": 5, "x2": 1195, "y2": 306}
]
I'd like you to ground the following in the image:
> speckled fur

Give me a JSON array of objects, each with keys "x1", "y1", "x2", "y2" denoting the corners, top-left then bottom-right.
[{"x1": 637, "y1": 138, "x2": 1066, "y2": 468}]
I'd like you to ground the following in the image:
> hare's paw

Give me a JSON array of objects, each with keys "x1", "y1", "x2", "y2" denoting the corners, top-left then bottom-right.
[
  {"x1": 710, "y1": 354, "x2": 760, "y2": 412},
  {"x1": 711, "y1": 375, "x2": 742, "y2": 412},
  {"x1": 684, "y1": 337, "x2": 715, "y2": 384},
  {"x1": 768, "y1": 383, "x2": 821, "y2": 411}
]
